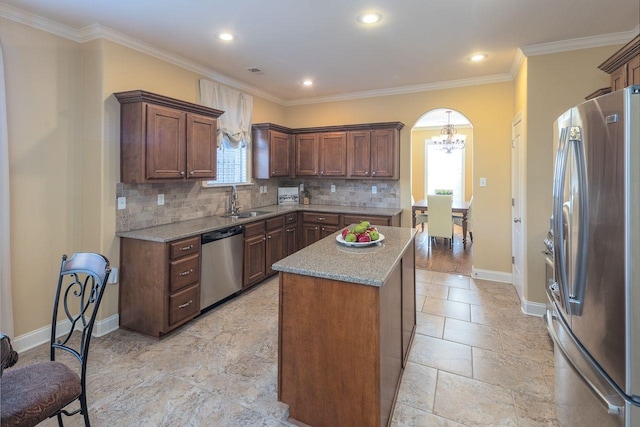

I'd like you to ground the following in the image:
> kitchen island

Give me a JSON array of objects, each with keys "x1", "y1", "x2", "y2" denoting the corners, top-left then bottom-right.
[{"x1": 272, "y1": 225, "x2": 417, "y2": 427}]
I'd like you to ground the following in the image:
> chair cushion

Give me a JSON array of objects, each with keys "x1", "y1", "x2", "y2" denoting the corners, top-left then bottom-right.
[{"x1": 1, "y1": 361, "x2": 81, "y2": 427}]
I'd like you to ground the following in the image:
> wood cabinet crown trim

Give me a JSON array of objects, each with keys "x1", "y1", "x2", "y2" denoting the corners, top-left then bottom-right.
[
  {"x1": 115, "y1": 90, "x2": 224, "y2": 118},
  {"x1": 252, "y1": 121, "x2": 404, "y2": 134},
  {"x1": 598, "y1": 35, "x2": 640, "y2": 74}
]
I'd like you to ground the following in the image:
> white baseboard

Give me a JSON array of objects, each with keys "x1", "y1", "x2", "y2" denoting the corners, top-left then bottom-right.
[
  {"x1": 521, "y1": 300, "x2": 547, "y2": 317},
  {"x1": 471, "y1": 267, "x2": 512, "y2": 283},
  {"x1": 12, "y1": 315, "x2": 119, "y2": 354}
]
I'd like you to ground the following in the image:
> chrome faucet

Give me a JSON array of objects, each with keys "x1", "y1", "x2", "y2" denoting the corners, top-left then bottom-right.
[{"x1": 230, "y1": 185, "x2": 239, "y2": 214}]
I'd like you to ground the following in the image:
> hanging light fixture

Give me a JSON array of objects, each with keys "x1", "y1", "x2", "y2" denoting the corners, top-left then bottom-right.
[{"x1": 432, "y1": 111, "x2": 466, "y2": 153}]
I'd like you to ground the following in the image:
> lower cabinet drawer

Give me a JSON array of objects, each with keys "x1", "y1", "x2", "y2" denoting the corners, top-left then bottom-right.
[
  {"x1": 169, "y1": 284, "x2": 199, "y2": 326},
  {"x1": 170, "y1": 253, "x2": 200, "y2": 292},
  {"x1": 301, "y1": 212, "x2": 340, "y2": 225}
]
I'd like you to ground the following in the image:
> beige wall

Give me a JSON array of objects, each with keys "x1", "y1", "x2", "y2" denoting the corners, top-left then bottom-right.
[
  {"x1": 411, "y1": 127, "x2": 473, "y2": 202},
  {"x1": 521, "y1": 45, "x2": 620, "y2": 304},
  {"x1": 284, "y1": 82, "x2": 514, "y2": 274},
  {"x1": 1, "y1": 21, "x2": 286, "y2": 338}
]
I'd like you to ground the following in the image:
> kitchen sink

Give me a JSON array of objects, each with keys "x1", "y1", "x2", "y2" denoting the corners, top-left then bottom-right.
[{"x1": 221, "y1": 210, "x2": 270, "y2": 219}]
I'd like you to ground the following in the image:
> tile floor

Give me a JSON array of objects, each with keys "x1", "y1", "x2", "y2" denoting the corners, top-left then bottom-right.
[{"x1": 16, "y1": 270, "x2": 559, "y2": 426}]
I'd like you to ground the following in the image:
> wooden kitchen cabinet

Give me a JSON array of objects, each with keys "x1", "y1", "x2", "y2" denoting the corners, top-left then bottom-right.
[
  {"x1": 244, "y1": 216, "x2": 285, "y2": 287},
  {"x1": 301, "y1": 212, "x2": 340, "y2": 248},
  {"x1": 119, "y1": 235, "x2": 201, "y2": 338},
  {"x1": 319, "y1": 132, "x2": 347, "y2": 177},
  {"x1": 598, "y1": 35, "x2": 640, "y2": 91},
  {"x1": 342, "y1": 213, "x2": 400, "y2": 227},
  {"x1": 347, "y1": 127, "x2": 400, "y2": 179},
  {"x1": 115, "y1": 90, "x2": 223, "y2": 183},
  {"x1": 294, "y1": 133, "x2": 320, "y2": 176},
  {"x1": 284, "y1": 213, "x2": 298, "y2": 257},
  {"x1": 252, "y1": 123, "x2": 293, "y2": 179}
]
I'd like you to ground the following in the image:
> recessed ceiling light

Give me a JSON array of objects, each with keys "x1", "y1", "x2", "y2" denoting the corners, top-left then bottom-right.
[
  {"x1": 218, "y1": 32, "x2": 234, "y2": 41},
  {"x1": 303, "y1": 80, "x2": 313, "y2": 87},
  {"x1": 357, "y1": 13, "x2": 382, "y2": 24},
  {"x1": 469, "y1": 54, "x2": 487, "y2": 62}
]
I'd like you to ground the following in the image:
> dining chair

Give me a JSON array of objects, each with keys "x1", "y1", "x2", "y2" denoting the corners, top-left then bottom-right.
[
  {"x1": 0, "y1": 253, "x2": 111, "y2": 427},
  {"x1": 426, "y1": 194, "x2": 453, "y2": 248},
  {"x1": 453, "y1": 196, "x2": 473, "y2": 242},
  {"x1": 412, "y1": 195, "x2": 428, "y2": 231}
]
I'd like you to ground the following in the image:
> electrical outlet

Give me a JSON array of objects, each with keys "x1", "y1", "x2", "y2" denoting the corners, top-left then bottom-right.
[
  {"x1": 331, "y1": 184, "x2": 336, "y2": 193},
  {"x1": 158, "y1": 194, "x2": 165, "y2": 205},
  {"x1": 372, "y1": 186, "x2": 377, "y2": 194},
  {"x1": 117, "y1": 197, "x2": 126, "y2": 210},
  {"x1": 262, "y1": 186, "x2": 267, "y2": 194},
  {"x1": 299, "y1": 183, "x2": 304, "y2": 192},
  {"x1": 480, "y1": 177, "x2": 487, "y2": 187}
]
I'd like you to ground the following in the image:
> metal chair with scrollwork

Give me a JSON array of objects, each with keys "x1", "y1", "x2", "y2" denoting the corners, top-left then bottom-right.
[{"x1": 0, "y1": 253, "x2": 111, "y2": 427}]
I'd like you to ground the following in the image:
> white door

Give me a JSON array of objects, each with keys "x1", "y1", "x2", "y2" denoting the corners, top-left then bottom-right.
[{"x1": 511, "y1": 113, "x2": 525, "y2": 300}]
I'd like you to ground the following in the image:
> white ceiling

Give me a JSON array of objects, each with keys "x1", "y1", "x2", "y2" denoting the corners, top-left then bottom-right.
[{"x1": 1, "y1": 0, "x2": 638, "y2": 105}]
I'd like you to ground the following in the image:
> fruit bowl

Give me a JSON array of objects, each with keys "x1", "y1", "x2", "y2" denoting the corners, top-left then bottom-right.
[{"x1": 336, "y1": 233, "x2": 385, "y2": 247}]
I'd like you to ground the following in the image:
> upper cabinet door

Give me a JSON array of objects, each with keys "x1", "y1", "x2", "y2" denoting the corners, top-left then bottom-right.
[
  {"x1": 186, "y1": 113, "x2": 217, "y2": 180},
  {"x1": 370, "y1": 129, "x2": 398, "y2": 179},
  {"x1": 146, "y1": 104, "x2": 186, "y2": 180},
  {"x1": 295, "y1": 134, "x2": 319, "y2": 176},
  {"x1": 270, "y1": 130, "x2": 291, "y2": 177},
  {"x1": 347, "y1": 131, "x2": 371, "y2": 178},
  {"x1": 319, "y1": 132, "x2": 347, "y2": 177}
]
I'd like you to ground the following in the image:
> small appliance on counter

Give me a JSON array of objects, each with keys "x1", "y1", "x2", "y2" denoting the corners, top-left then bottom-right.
[{"x1": 278, "y1": 187, "x2": 299, "y2": 205}]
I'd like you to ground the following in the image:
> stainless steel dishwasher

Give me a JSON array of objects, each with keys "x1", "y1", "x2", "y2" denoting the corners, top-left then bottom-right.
[{"x1": 200, "y1": 225, "x2": 244, "y2": 311}]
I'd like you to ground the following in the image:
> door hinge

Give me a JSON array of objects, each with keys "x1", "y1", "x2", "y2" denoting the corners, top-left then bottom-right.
[
  {"x1": 512, "y1": 256, "x2": 515, "y2": 264},
  {"x1": 512, "y1": 198, "x2": 515, "y2": 207}
]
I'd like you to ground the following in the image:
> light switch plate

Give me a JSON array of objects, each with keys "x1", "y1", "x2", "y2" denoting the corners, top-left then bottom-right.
[
  {"x1": 372, "y1": 186, "x2": 377, "y2": 194},
  {"x1": 158, "y1": 194, "x2": 165, "y2": 205},
  {"x1": 331, "y1": 184, "x2": 336, "y2": 193},
  {"x1": 480, "y1": 177, "x2": 487, "y2": 187},
  {"x1": 108, "y1": 267, "x2": 119, "y2": 284},
  {"x1": 117, "y1": 197, "x2": 126, "y2": 210}
]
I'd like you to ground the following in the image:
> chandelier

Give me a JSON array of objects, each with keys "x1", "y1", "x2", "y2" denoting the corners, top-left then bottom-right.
[{"x1": 432, "y1": 111, "x2": 466, "y2": 153}]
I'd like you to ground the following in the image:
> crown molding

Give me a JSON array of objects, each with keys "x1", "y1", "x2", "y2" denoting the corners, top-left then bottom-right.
[
  {"x1": 282, "y1": 73, "x2": 513, "y2": 106},
  {"x1": 0, "y1": 3, "x2": 81, "y2": 41},
  {"x1": 3, "y1": 3, "x2": 638, "y2": 106},
  {"x1": 521, "y1": 26, "x2": 640, "y2": 57}
]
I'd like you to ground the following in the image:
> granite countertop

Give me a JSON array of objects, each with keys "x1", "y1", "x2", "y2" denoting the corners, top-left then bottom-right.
[
  {"x1": 116, "y1": 204, "x2": 403, "y2": 243},
  {"x1": 271, "y1": 225, "x2": 417, "y2": 287}
]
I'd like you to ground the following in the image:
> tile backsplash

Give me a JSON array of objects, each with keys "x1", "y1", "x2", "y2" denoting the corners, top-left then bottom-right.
[{"x1": 116, "y1": 179, "x2": 399, "y2": 232}]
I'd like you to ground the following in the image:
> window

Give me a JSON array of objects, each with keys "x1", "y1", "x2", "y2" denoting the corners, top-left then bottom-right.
[
  {"x1": 203, "y1": 144, "x2": 249, "y2": 185},
  {"x1": 425, "y1": 140, "x2": 465, "y2": 203}
]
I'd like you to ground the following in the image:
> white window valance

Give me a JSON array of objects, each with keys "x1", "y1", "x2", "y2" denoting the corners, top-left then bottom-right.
[{"x1": 199, "y1": 79, "x2": 253, "y2": 149}]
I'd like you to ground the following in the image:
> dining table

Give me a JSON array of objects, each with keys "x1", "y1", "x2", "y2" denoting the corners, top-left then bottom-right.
[{"x1": 412, "y1": 198, "x2": 471, "y2": 248}]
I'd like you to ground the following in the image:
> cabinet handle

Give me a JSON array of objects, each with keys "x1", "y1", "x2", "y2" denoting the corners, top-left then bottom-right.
[
  {"x1": 189, "y1": 171, "x2": 194, "y2": 175},
  {"x1": 288, "y1": 217, "x2": 294, "y2": 221},
  {"x1": 178, "y1": 300, "x2": 193, "y2": 309},
  {"x1": 179, "y1": 269, "x2": 193, "y2": 276},
  {"x1": 317, "y1": 217, "x2": 325, "y2": 221},
  {"x1": 267, "y1": 235, "x2": 272, "y2": 239},
  {"x1": 180, "y1": 244, "x2": 194, "y2": 251},
  {"x1": 180, "y1": 171, "x2": 185, "y2": 176}
]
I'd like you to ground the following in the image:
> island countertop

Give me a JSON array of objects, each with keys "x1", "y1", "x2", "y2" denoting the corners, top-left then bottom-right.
[{"x1": 272, "y1": 225, "x2": 417, "y2": 287}]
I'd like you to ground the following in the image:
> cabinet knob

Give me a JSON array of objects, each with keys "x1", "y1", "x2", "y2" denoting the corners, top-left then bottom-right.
[
  {"x1": 180, "y1": 171, "x2": 185, "y2": 176},
  {"x1": 365, "y1": 171, "x2": 369, "y2": 175},
  {"x1": 263, "y1": 237, "x2": 266, "y2": 241},
  {"x1": 189, "y1": 171, "x2": 194, "y2": 175},
  {"x1": 317, "y1": 217, "x2": 325, "y2": 221},
  {"x1": 372, "y1": 171, "x2": 376, "y2": 176},
  {"x1": 267, "y1": 235, "x2": 272, "y2": 239},
  {"x1": 314, "y1": 226, "x2": 318, "y2": 230},
  {"x1": 320, "y1": 170, "x2": 324, "y2": 175}
]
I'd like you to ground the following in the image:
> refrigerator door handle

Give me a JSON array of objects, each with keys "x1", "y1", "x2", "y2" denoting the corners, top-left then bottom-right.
[
  {"x1": 566, "y1": 128, "x2": 588, "y2": 316},
  {"x1": 553, "y1": 126, "x2": 572, "y2": 314},
  {"x1": 545, "y1": 308, "x2": 628, "y2": 415}
]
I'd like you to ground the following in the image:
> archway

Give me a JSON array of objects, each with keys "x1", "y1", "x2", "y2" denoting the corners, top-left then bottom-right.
[{"x1": 410, "y1": 108, "x2": 474, "y2": 275}]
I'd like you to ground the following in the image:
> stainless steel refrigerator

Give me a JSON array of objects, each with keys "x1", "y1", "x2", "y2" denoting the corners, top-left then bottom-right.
[{"x1": 546, "y1": 85, "x2": 640, "y2": 427}]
